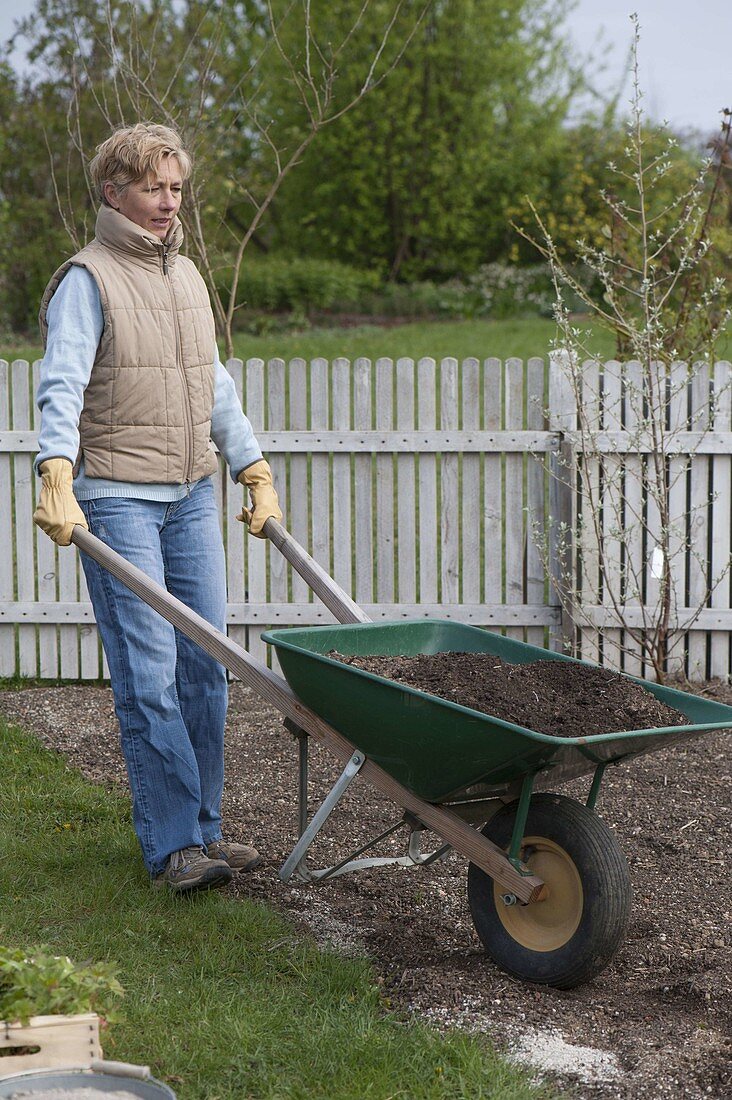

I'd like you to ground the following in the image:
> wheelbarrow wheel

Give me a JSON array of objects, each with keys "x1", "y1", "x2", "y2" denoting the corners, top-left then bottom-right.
[{"x1": 467, "y1": 792, "x2": 631, "y2": 989}]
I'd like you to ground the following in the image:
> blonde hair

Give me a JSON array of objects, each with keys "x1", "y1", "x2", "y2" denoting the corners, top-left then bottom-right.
[{"x1": 90, "y1": 123, "x2": 192, "y2": 205}]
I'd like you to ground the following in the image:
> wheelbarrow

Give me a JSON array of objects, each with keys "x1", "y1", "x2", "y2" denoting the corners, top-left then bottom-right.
[{"x1": 70, "y1": 521, "x2": 732, "y2": 990}]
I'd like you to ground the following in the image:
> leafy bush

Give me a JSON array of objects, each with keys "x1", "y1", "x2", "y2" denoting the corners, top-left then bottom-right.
[
  {"x1": 0, "y1": 945, "x2": 123, "y2": 1024},
  {"x1": 222, "y1": 257, "x2": 381, "y2": 313},
  {"x1": 222, "y1": 255, "x2": 588, "y2": 328},
  {"x1": 360, "y1": 264, "x2": 588, "y2": 321},
  {"x1": 465, "y1": 263, "x2": 556, "y2": 319}
]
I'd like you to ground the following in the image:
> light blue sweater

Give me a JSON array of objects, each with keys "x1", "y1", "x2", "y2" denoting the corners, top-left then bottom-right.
[{"x1": 35, "y1": 265, "x2": 262, "y2": 501}]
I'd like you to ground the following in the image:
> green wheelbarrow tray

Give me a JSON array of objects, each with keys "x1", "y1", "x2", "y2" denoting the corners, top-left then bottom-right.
[{"x1": 262, "y1": 618, "x2": 732, "y2": 803}]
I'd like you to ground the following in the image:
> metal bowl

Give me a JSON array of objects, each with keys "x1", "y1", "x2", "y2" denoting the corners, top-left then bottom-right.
[{"x1": 0, "y1": 1064, "x2": 176, "y2": 1098}]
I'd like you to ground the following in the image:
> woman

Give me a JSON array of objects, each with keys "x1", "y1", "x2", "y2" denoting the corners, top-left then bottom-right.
[{"x1": 33, "y1": 123, "x2": 282, "y2": 893}]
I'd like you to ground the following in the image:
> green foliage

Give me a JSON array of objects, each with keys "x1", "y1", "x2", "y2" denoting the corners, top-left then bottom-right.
[
  {"x1": 2, "y1": 0, "x2": 718, "y2": 346},
  {"x1": 0, "y1": 63, "x2": 77, "y2": 332},
  {"x1": 0, "y1": 944, "x2": 123, "y2": 1024},
  {"x1": 225, "y1": 256, "x2": 381, "y2": 313},
  {"x1": 510, "y1": 119, "x2": 702, "y2": 270},
  {"x1": 225, "y1": 257, "x2": 561, "y2": 323},
  {"x1": 268, "y1": 1, "x2": 584, "y2": 279},
  {"x1": 356, "y1": 264, "x2": 564, "y2": 320}
]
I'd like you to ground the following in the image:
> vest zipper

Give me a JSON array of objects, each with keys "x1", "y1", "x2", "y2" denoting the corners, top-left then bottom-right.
[{"x1": 162, "y1": 245, "x2": 194, "y2": 484}]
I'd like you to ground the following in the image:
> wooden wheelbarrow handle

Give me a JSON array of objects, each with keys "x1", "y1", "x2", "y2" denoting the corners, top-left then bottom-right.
[
  {"x1": 70, "y1": 523, "x2": 544, "y2": 903},
  {"x1": 263, "y1": 519, "x2": 370, "y2": 624}
]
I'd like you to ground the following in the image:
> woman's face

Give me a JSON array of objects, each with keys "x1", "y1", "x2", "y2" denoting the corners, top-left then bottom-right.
[{"x1": 104, "y1": 156, "x2": 183, "y2": 240}]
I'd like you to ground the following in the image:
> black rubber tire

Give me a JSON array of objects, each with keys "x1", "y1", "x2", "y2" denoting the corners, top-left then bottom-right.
[{"x1": 467, "y1": 793, "x2": 632, "y2": 989}]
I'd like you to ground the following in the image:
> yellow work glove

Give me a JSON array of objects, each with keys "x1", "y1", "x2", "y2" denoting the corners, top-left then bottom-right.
[
  {"x1": 236, "y1": 459, "x2": 282, "y2": 538},
  {"x1": 33, "y1": 458, "x2": 88, "y2": 546}
]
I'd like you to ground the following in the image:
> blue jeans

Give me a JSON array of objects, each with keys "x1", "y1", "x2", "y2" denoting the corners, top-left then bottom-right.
[{"x1": 79, "y1": 479, "x2": 228, "y2": 875}]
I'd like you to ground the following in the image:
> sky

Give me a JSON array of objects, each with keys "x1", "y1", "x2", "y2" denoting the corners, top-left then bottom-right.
[
  {"x1": 567, "y1": 0, "x2": 730, "y2": 136},
  {"x1": 0, "y1": 0, "x2": 729, "y2": 136}
]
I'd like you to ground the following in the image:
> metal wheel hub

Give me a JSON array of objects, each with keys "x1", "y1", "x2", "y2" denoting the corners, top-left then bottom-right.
[{"x1": 494, "y1": 836, "x2": 583, "y2": 952}]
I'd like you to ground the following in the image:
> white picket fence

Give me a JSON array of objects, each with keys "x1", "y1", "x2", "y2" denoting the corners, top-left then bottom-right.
[{"x1": 1, "y1": 355, "x2": 730, "y2": 681}]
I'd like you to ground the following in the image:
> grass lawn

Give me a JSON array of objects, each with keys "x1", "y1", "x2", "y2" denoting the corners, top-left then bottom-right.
[
  {"x1": 0, "y1": 716, "x2": 551, "y2": 1100},
  {"x1": 6, "y1": 316, "x2": 732, "y2": 366},
  {"x1": 227, "y1": 318, "x2": 618, "y2": 364},
  {"x1": 3, "y1": 317, "x2": 614, "y2": 366}
]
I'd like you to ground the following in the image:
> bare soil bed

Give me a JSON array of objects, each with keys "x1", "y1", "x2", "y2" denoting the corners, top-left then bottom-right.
[
  {"x1": 330, "y1": 651, "x2": 691, "y2": 737},
  {"x1": 0, "y1": 675, "x2": 730, "y2": 1099}
]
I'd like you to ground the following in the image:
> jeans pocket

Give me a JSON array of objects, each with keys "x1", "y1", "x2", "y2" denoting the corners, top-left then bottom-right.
[{"x1": 80, "y1": 499, "x2": 106, "y2": 537}]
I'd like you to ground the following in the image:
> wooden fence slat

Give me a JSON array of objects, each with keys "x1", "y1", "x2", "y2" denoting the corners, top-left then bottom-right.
[
  {"x1": 547, "y1": 354, "x2": 576, "y2": 654},
  {"x1": 461, "y1": 358, "x2": 481, "y2": 605},
  {"x1": 440, "y1": 358, "x2": 459, "y2": 606},
  {"x1": 0, "y1": 362, "x2": 15, "y2": 675},
  {"x1": 710, "y1": 361, "x2": 731, "y2": 679},
  {"x1": 525, "y1": 357, "x2": 546, "y2": 648},
  {"x1": 417, "y1": 358, "x2": 438, "y2": 605},
  {"x1": 262, "y1": 360, "x2": 284, "y2": 677},
  {"x1": 245, "y1": 359, "x2": 267, "y2": 663},
  {"x1": 483, "y1": 358, "x2": 502, "y2": 614},
  {"x1": 622, "y1": 361, "x2": 645, "y2": 677},
  {"x1": 310, "y1": 358, "x2": 330, "y2": 580},
  {"x1": 331, "y1": 359, "x2": 352, "y2": 596},
  {"x1": 666, "y1": 361, "x2": 689, "y2": 678},
  {"x1": 579, "y1": 361, "x2": 601, "y2": 663},
  {"x1": 353, "y1": 358, "x2": 373, "y2": 604},
  {"x1": 396, "y1": 358, "x2": 416, "y2": 603},
  {"x1": 642, "y1": 364, "x2": 666, "y2": 676},
  {"x1": 12, "y1": 360, "x2": 37, "y2": 676},
  {"x1": 224, "y1": 359, "x2": 247, "y2": 655},
  {"x1": 287, "y1": 358, "x2": 310, "y2": 608},
  {"x1": 601, "y1": 361, "x2": 623, "y2": 670},
  {"x1": 32, "y1": 360, "x2": 59, "y2": 678},
  {"x1": 57, "y1": 540, "x2": 80, "y2": 680},
  {"x1": 375, "y1": 358, "x2": 395, "y2": 603},
  {"x1": 266, "y1": 357, "x2": 288, "y2": 655},
  {"x1": 504, "y1": 359, "x2": 525, "y2": 642},
  {"x1": 687, "y1": 363, "x2": 711, "y2": 678}
]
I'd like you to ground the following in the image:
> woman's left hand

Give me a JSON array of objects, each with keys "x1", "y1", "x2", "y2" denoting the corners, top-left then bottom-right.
[{"x1": 236, "y1": 459, "x2": 282, "y2": 538}]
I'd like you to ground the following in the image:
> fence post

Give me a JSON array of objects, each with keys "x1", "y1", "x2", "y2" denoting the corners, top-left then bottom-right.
[{"x1": 547, "y1": 351, "x2": 577, "y2": 654}]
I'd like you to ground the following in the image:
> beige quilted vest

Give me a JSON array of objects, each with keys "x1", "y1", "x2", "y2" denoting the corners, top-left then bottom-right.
[{"x1": 39, "y1": 205, "x2": 218, "y2": 483}]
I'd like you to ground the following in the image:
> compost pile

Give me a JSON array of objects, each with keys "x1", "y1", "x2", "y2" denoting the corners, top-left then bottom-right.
[{"x1": 328, "y1": 651, "x2": 691, "y2": 737}]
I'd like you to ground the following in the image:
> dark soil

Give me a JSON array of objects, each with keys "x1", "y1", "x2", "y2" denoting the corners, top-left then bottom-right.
[
  {"x1": 0, "y1": 676, "x2": 730, "y2": 1099},
  {"x1": 329, "y1": 651, "x2": 691, "y2": 738}
]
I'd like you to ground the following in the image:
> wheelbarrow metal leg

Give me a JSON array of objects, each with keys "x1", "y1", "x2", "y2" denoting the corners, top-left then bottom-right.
[
  {"x1": 313, "y1": 820, "x2": 405, "y2": 881},
  {"x1": 280, "y1": 750, "x2": 365, "y2": 882},
  {"x1": 297, "y1": 728, "x2": 309, "y2": 837},
  {"x1": 301, "y1": 821, "x2": 452, "y2": 883},
  {"x1": 508, "y1": 771, "x2": 538, "y2": 871},
  {"x1": 410, "y1": 831, "x2": 452, "y2": 867},
  {"x1": 586, "y1": 762, "x2": 607, "y2": 810}
]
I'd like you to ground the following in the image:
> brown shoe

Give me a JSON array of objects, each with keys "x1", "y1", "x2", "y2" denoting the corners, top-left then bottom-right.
[
  {"x1": 206, "y1": 839, "x2": 262, "y2": 872},
  {"x1": 153, "y1": 846, "x2": 233, "y2": 892}
]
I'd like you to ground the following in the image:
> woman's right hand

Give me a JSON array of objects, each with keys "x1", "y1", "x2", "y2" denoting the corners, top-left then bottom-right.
[{"x1": 33, "y1": 458, "x2": 89, "y2": 546}]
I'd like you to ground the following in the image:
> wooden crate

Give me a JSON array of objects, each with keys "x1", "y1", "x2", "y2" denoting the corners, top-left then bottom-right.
[{"x1": 0, "y1": 1013, "x2": 101, "y2": 1075}]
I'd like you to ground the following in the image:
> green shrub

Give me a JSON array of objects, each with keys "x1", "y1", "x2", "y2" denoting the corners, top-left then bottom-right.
[
  {"x1": 466, "y1": 263, "x2": 556, "y2": 319},
  {"x1": 0, "y1": 944, "x2": 123, "y2": 1024},
  {"x1": 218, "y1": 255, "x2": 589, "y2": 329},
  {"x1": 220, "y1": 257, "x2": 381, "y2": 314},
  {"x1": 355, "y1": 264, "x2": 573, "y2": 321}
]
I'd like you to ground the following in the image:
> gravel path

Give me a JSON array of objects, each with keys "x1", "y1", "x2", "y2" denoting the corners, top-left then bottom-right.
[{"x1": 0, "y1": 679, "x2": 730, "y2": 1099}]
